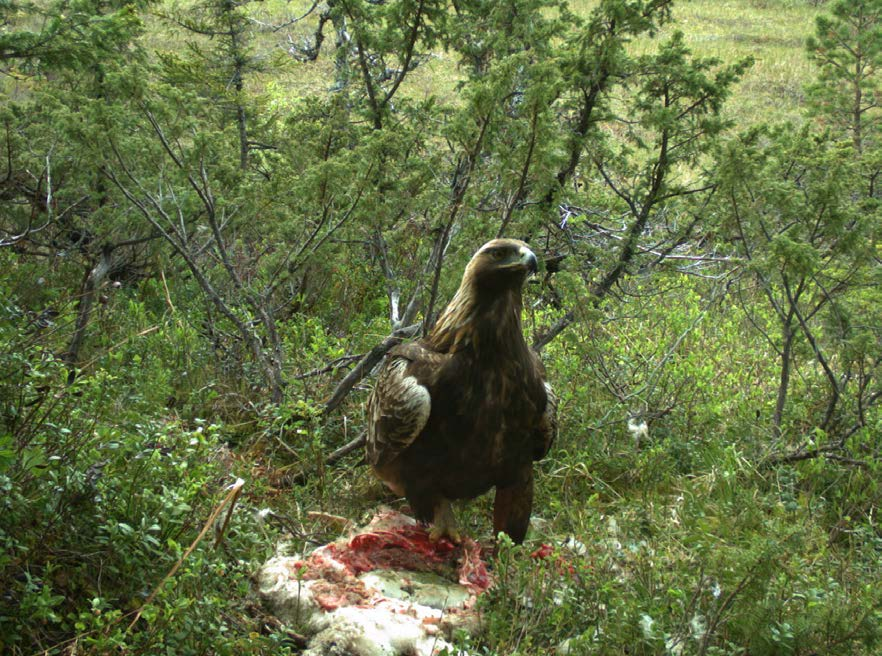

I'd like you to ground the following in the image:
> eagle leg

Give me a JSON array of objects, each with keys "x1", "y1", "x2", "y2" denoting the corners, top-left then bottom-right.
[
  {"x1": 493, "y1": 470, "x2": 534, "y2": 545},
  {"x1": 428, "y1": 499, "x2": 462, "y2": 543}
]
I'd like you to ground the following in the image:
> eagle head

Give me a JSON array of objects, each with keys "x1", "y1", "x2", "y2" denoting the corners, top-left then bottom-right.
[
  {"x1": 427, "y1": 238, "x2": 538, "y2": 352},
  {"x1": 463, "y1": 238, "x2": 538, "y2": 293}
]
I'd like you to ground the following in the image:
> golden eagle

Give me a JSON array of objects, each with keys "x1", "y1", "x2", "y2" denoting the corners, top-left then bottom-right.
[{"x1": 366, "y1": 239, "x2": 557, "y2": 543}]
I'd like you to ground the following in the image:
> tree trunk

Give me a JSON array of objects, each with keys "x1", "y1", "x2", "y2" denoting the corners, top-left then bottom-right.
[
  {"x1": 65, "y1": 245, "x2": 112, "y2": 382},
  {"x1": 853, "y1": 72, "x2": 863, "y2": 154},
  {"x1": 773, "y1": 314, "x2": 794, "y2": 437}
]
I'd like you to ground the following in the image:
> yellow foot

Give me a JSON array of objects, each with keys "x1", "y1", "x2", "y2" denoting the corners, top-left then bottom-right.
[
  {"x1": 429, "y1": 500, "x2": 462, "y2": 543},
  {"x1": 429, "y1": 523, "x2": 462, "y2": 543}
]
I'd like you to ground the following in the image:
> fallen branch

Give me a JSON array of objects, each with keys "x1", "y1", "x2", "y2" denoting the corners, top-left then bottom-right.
[
  {"x1": 766, "y1": 441, "x2": 845, "y2": 466},
  {"x1": 823, "y1": 453, "x2": 871, "y2": 469},
  {"x1": 765, "y1": 434, "x2": 875, "y2": 469},
  {"x1": 326, "y1": 431, "x2": 367, "y2": 464},
  {"x1": 286, "y1": 432, "x2": 366, "y2": 487},
  {"x1": 321, "y1": 324, "x2": 420, "y2": 416}
]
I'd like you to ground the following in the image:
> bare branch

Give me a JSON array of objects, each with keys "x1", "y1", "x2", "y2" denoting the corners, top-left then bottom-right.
[
  {"x1": 321, "y1": 323, "x2": 421, "y2": 416},
  {"x1": 286, "y1": 432, "x2": 367, "y2": 487},
  {"x1": 293, "y1": 354, "x2": 365, "y2": 380}
]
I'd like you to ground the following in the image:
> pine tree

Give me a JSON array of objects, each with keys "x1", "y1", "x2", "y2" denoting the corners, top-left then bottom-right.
[{"x1": 806, "y1": 0, "x2": 882, "y2": 154}]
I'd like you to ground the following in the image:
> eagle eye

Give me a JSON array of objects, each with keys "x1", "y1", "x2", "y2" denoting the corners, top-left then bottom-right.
[{"x1": 488, "y1": 248, "x2": 506, "y2": 260}]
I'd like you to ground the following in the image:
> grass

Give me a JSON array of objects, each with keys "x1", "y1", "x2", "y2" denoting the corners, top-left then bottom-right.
[
  {"x1": 665, "y1": 0, "x2": 819, "y2": 126},
  {"x1": 262, "y1": 265, "x2": 882, "y2": 653},
  {"x1": 150, "y1": 3, "x2": 876, "y2": 651},
  {"x1": 245, "y1": 0, "x2": 819, "y2": 127}
]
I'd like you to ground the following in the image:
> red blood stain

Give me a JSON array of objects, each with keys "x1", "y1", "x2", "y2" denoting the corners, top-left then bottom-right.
[
  {"x1": 530, "y1": 543, "x2": 555, "y2": 560},
  {"x1": 310, "y1": 578, "x2": 371, "y2": 611},
  {"x1": 529, "y1": 542, "x2": 576, "y2": 577},
  {"x1": 340, "y1": 526, "x2": 456, "y2": 573},
  {"x1": 312, "y1": 523, "x2": 492, "y2": 596}
]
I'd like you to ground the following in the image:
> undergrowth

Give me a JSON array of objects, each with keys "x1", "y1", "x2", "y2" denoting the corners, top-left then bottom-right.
[{"x1": 0, "y1": 293, "x2": 296, "y2": 654}]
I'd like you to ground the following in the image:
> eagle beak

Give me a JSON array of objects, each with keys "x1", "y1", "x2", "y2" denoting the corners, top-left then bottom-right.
[{"x1": 519, "y1": 246, "x2": 539, "y2": 274}]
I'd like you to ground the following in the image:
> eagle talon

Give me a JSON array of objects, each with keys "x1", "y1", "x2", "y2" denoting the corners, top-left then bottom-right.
[
  {"x1": 428, "y1": 523, "x2": 462, "y2": 544},
  {"x1": 428, "y1": 525, "x2": 462, "y2": 544},
  {"x1": 429, "y1": 501, "x2": 462, "y2": 544}
]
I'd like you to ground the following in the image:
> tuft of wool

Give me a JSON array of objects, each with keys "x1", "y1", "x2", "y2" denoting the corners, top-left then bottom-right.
[{"x1": 259, "y1": 509, "x2": 490, "y2": 656}]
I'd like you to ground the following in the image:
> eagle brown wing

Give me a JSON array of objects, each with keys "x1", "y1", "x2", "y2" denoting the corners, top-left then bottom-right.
[
  {"x1": 366, "y1": 342, "x2": 448, "y2": 469},
  {"x1": 527, "y1": 350, "x2": 557, "y2": 461},
  {"x1": 535, "y1": 381, "x2": 558, "y2": 461}
]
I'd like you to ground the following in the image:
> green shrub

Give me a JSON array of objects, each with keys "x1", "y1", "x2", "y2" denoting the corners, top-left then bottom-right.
[{"x1": 0, "y1": 300, "x2": 289, "y2": 655}]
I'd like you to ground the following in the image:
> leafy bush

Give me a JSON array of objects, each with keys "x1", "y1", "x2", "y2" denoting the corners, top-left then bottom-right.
[{"x1": 0, "y1": 297, "x2": 289, "y2": 655}]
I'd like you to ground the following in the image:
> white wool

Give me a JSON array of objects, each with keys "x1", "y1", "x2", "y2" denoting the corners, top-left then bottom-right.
[
  {"x1": 257, "y1": 557, "x2": 324, "y2": 632},
  {"x1": 259, "y1": 510, "x2": 480, "y2": 656},
  {"x1": 627, "y1": 417, "x2": 649, "y2": 444},
  {"x1": 360, "y1": 570, "x2": 470, "y2": 610},
  {"x1": 261, "y1": 564, "x2": 469, "y2": 655},
  {"x1": 305, "y1": 605, "x2": 455, "y2": 656}
]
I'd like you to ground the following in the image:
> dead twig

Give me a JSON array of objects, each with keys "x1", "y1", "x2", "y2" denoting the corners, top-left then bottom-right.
[
  {"x1": 766, "y1": 440, "x2": 846, "y2": 467},
  {"x1": 126, "y1": 478, "x2": 246, "y2": 633},
  {"x1": 307, "y1": 511, "x2": 355, "y2": 532},
  {"x1": 325, "y1": 431, "x2": 366, "y2": 465},
  {"x1": 286, "y1": 432, "x2": 366, "y2": 487},
  {"x1": 765, "y1": 423, "x2": 877, "y2": 470},
  {"x1": 698, "y1": 559, "x2": 761, "y2": 656},
  {"x1": 214, "y1": 479, "x2": 245, "y2": 548},
  {"x1": 159, "y1": 266, "x2": 176, "y2": 313},
  {"x1": 823, "y1": 453, "x2": 871, "y2": 468},
  {"x1": 293, "y1": 354, "x2": 364, "y2": 380},
  {"x1": 321, "y1": 325, "x2": 420, "y2": 416}
]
